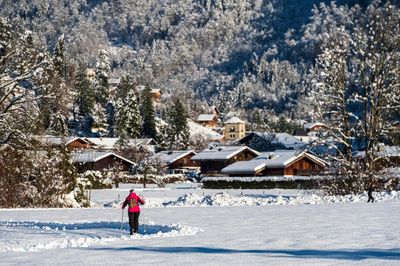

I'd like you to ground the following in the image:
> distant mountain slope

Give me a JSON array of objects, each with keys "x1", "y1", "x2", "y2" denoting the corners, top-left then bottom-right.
[{"x1": 0, "y1": 0, "x2": 377, "y2": 117}]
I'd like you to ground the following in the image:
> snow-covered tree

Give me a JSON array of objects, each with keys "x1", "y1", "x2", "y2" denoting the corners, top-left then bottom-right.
[
  {"x1": 53, "y1": 34, "x2": 65, "y2": 78},
  {"x1": 313, "y1": 3, "x2": 400, "y2": 192},
  {"x1": 94, "y1": 49, "x2": 110, "y2": 105},
  {"x1": 0, "y1": 18, "x2": 50, "y2": 147},
  {"x1": 134, "y1": 156, "x2": 167, "y2": 188},
  {"x1": 115, "y1": 88, "x2": 141, "y2": 140},
  {"x1": 91, "y1": 102, "x2": 108, "y2": 136},
  {"x1": 162, "y1": 99, "x2": 190, "y2": 150},
  {"x1": 351, "y1": 3, "x2": 400, "y2": 174},
  {"x1": 140, "y1": 86, "x2": 157, "y2": 139}
]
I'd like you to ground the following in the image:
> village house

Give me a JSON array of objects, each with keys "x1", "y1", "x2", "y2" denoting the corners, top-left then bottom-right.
[
  {"x1": 224, "y1": 117, "x2": 246, "y2": 141},
  {"x1": 221, "y1": 150, "x2": 327, "y2": 177},
  {"x1": 156, "y1": 150, "x2": 200, "y2": 174},
  {"x1": 36, "y1": 136, "x2": 92, "y2": 150},
  {"x1": 191, "y1": 146, "x2": 259, "y2": 175},
  {"x1": 196, "y1": 114, "x2": 218, "y2": 128},
  {"x1": 137, "y1": 85, "x2": 162, "y2": 103},
  {"x1": 72, "y1": 151, "x2": 135, "y2": 173},
  {"x1": 304, "y1": 122, "x2": 327, "y2": 133},
  {"x1": 84, "y1": 137, "x2": 157, "y2": 152},
  {"x1": 354, "y1": 146, "x2": 400, "y2": 171},
  {"x1": 237, "y1": 132, "x2": 306, "y2": 151}
]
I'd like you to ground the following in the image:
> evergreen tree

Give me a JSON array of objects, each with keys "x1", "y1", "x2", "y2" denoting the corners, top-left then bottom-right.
[
  {"x1": 49, "y1": 111, "x2": 68, "y2": 136},
  {"x1": 53, "y1": 34, "x2": 65, "y2": 78},
  {"x1": 115, "y1": 88, "x2": 141, "y2": 140},
  {"x1": 74, "y1": 64, "x2": 95, "y2": 116},
  {"x1": 141, "y1": 86, "x2": 157, "y2": 139},
  {"x1": 91, "y1": 103, "x2": 108, "y2": 136},
  {"x1": 164, "y1": 99, "x2": 190, "y2": 150},
  {"x1": 94, "y1": 49, "x2": 110, "y2": 105}
]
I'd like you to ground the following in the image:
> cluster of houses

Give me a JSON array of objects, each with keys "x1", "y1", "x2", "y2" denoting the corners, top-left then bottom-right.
[
  {"x1": 32, "y1": 115, "x2": 337, "y2": 180},
  {"x1": 36, "y1": 136, "x2": 156, "y2": 174},
  {"x1": 31, "y1": 96, "x2": 399, "y2": 180}
]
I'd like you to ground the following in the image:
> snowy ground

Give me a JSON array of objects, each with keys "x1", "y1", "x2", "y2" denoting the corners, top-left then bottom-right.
[{"x1": 1, "y1": 184, "x2": 400, "y2": 265}]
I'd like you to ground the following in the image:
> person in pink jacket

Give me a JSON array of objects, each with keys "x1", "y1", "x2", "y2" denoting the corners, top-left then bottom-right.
[{"x1": 122, "y1": 189, "x2": 145, "y2": 235}]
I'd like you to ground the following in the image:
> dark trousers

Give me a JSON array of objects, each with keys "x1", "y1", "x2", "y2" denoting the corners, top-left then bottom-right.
[
  {"x1": 367, "y1": 194, "x2": 374, "y2": 203},
  {"x1": 128, "y1": 212, "x2": 140, "y2": 234}
]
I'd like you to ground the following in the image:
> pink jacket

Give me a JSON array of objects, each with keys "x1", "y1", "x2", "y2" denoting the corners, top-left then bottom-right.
[{"x1": 122, "y1": 192, "x2": 145, "y2": 213}]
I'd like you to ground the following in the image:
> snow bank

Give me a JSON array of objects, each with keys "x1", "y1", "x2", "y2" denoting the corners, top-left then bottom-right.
[
  {"x1": 160, "y1": 191, "x2": 400, "y2": 207},
  {"x1": 0, "y1": 220, "x2": 201, "y2": 252}
]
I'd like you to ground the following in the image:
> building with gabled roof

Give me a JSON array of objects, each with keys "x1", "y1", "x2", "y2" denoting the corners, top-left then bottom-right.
[
  {"x1": 237, "y1": 132, "x2": 306, "y2": 151},
  {"x1": 192, "y1": 146, "x2": 259, "y2": 175},
  {"x1": 35, "y1": 136, "x2": 92, "y2": 150},
  {"x1": 156, "y1": 150, "x2": 199, "y2": 173},
  {"x1": 304, "y1": 122, "x2": 327, "y2": 132},
  {"x1": 196, "y1": 114, "x2": 218, "y2": 128},
  {"x1": 84, "y1": 138, "x2": 157, "y2": 151},
  {"x1": 221, "y1": 150, "x2": 327, "y2": 177},
  {"x1": 72, "y1": 151, "x2": 135, "y2": 173}
]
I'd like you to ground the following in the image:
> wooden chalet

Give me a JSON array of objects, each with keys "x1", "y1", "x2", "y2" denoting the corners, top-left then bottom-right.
[
  {"x1": 156, "y1": 150, "x2": 199, "y2": 174},
  {"x1": 304, "y1": 122, "x2": 327, "y2": 132},
  {"x1": 37, "y1": 136, "x2": 92, "y2": 150},
  {"x1": 221, "y1": 150, "x2": 327, "y2": 177},
  {"x1": 191, "y1": 146, "x2": 260, "y2": 175},
  {"x1": 72, "y1": 151, "x2": 135, "y2": 173},
  {"x1": 196, "y1": 114, "x2": 218, "y2": 128}
]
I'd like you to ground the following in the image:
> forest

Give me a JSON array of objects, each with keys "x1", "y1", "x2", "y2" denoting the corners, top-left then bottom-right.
[{"x1": 1, "y1": 0, "x2": 400, "y2": 206}]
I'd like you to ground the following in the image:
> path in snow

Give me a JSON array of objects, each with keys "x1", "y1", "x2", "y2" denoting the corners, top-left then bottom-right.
[{"x1": 0, "y1": 220, "x2": 201, "y2": 252}]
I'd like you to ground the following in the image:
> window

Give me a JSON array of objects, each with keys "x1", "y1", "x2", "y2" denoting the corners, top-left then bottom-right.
[
  {"x1": 230, "y1": 134, "x2": 235, "y2": 138},
  {"x1": 229, "y1": 126, "x2": 235, "y2": 132}
]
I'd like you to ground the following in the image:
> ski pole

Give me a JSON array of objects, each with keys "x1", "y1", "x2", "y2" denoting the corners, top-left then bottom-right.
[
  {"x1": 120, "y1": 208, "x2": 124, "y2": 230},
  {"x1": 142, "y1": 208, "x2": 146, "y2": 234},
  {"x1": 141, "y1": 193, "x2": 146, "y2": 234}
]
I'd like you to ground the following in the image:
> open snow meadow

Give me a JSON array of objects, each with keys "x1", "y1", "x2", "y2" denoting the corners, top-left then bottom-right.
[{"x1": 1, "y1": 184, "x2": 400, "y2": 266}]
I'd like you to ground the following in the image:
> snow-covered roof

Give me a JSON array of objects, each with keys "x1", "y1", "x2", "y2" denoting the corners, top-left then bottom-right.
[
  {"x1": 224, "y1": 117, "x2": 245, "y2": 124},
  {"x1": 85, "y1": 138, "x2": 119, "y2": 149},
  {"x1": 84, "y1": 138, "x2": 157, "y2": 149},
  {"x1": 128, "y1": 138, "x2": 158, "y2": 146},
  {"x1": 222, "y1": 150, "x2": 327, "y2": 174},
  {"x1": 192, "y1": 146, "x2": 259, "y2": 161},
  {"x1": 239, "y1": 132, "x2": 306, "y2": 150},
  {"x1": 221, "y1": 160, "x2": 267, "y2": 175},
  {"x1": 197, "y1": 114, "x2": 216, "y2": 122},
  {"x1": 188, "y1": 121, "x2": 223, "y2": 141},
  {"x1": 108, "y1": 78, "x2": 121, "y2": 85},
  {"x1": 354, "y1": 146, "x2": 400, "y2": 158},
  {"x1": 36, "y1": 136, "x2": 90, "y2": 146},
  {"x1": 257, "y1": 150, "x2": 308, "y2": 168},
  {"x1": 72, "y1": 151, "x2": 135, "y2": 165},
  {"x1": 156, "y1": 150, "x2": 196, "y2": 164},
  {"x1": 151, "y1": 88, "x2": 161, "y2": 94},
  {"x1": 274, "y1": 133, "x2": 306, "y2": 149},
  {"x1": 304, "y1": 122, "x2": 326, "y2": 130}
]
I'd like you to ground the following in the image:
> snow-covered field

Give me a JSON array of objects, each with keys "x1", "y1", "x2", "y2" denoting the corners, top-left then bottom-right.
[{"x1": 1, "y1": 184, "x2": 400, "y2": 265}]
